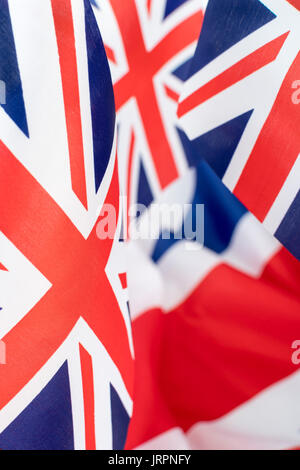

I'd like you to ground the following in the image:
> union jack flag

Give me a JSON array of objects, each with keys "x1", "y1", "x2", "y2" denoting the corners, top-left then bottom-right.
[
  {"x1": 178, "y1": 0, "x2": 300, "y2": 260},
  {"x1": 0, "y1": 0, "x2": 133, "y2": 450},
  {"x1": 92, "y1": 0, "x2": 204, "y2": 230},
  {"x1": 2, "y1": 0, "x2": 300, "y2": 453}
]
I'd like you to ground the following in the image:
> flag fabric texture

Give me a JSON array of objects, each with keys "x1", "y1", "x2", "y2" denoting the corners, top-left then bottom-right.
[
  {"x1": 0, "y1": 0, "x2": 133, "y2": 450},
  {"x1": 0, "y1": 0, "x2": 300, "y2": 451}
]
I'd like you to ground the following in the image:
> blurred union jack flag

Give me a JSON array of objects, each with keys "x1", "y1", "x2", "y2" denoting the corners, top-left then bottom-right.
[
  {"x1": 0, "y1": 0, "x2": 133, "y2": 450},
  {"x1": 90, "y1": 0, "x2": 300, "y2": 451},
  {"x1": 92, "y1": 0, "x2": 204, "y2": 229},
  {"x1": 179, "y1": 0, "x2": 300, "y2": 260}
]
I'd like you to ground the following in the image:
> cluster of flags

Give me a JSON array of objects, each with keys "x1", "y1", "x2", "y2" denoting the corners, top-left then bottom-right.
[{"x1": 0, "y1": 0, "x2": 299, "y2": 450}]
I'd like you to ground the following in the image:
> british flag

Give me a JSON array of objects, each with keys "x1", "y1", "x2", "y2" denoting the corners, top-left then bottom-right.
[
  {"x1": 92, "y1": 0, "x2": 205, "y2": 228},
  {"x1": 0, "y1": 0, "x2": 133, "y2": 450},
  {"x1": 178, "y1": 0, "x2": 300, "y2": 260}
]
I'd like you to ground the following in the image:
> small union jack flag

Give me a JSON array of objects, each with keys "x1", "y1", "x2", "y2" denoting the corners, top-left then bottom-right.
[
  {"x1": 178, "y1": 0, "x2": 300, "y2": 260},
  {"x1": 92, "y1": 0, "x2": 204, "y2": 231}
]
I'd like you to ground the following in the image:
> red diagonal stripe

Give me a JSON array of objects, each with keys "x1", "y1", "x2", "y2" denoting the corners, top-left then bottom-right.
[
  {"x1": 150, "y1": 11, "x2": 203, "y2": 75},
  {"x1": 178, "y1": 32, "x2": 289, "y2": 118},
  {"x1": 287, "y1": 0, "x2": 300, "y2": 10},
  {"x1": 0, "y1": 263, "x2": 7, "y2": 271},
  {"x1": 51, "y1": 0, "x2": 88, "y2": 208},
  {"x1": 119, "y1": 272, "x2": 127, "y2": 289},
  {"x1": 104, "y1": 44, "x2": 117, "y2": 64},
  {"x1": 164, "y1": 84, "x2": 180, "y2": 102},
  {"x1": 80, "y1": 345, "x2": 96, "y2": 450}
]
